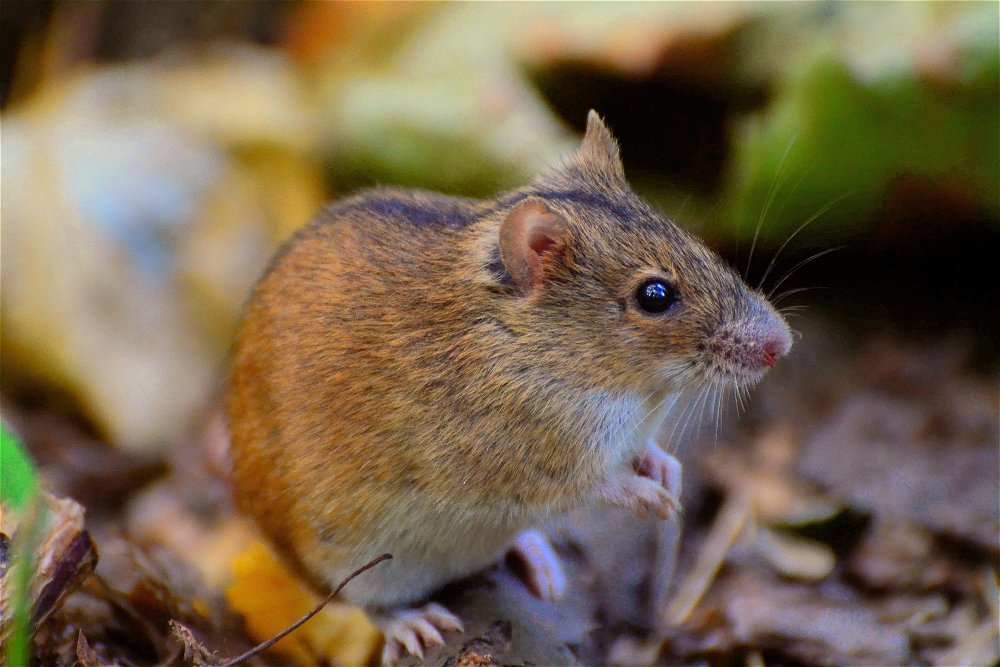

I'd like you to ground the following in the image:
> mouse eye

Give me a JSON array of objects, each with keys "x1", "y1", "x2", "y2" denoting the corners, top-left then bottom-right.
[{"x1": 635, "y1": 279, "x2": 679, "y2": 314}]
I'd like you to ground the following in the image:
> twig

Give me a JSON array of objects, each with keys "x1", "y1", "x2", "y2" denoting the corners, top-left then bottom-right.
[{"x1": 662, "y1": 495, "x2": 750, "y2": 626}]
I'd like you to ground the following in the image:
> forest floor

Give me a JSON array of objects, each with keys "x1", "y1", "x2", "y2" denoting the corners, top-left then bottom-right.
[{"x1": 6, "y1": 315, "x2": 998, "y2": 666}]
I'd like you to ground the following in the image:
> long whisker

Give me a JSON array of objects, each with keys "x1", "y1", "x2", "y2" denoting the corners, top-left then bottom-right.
[
  {"x1": 767, "y1": 246, "x2": 844, "y2": 299},
  {"x1": 772, "y1": 286, "x2": 827, "y2": 306},
  {"x1": 738, "y1": 382, "x2": 750, "y2": 416},
  {"x1": 746, "y1": 135, "x2": 798, "y2": 279},
  {"x1": 698, "y1": 382, "x2": 715, "y2": 441},
  {"x1": 683, "y1": 384, "x2": 713, "y2": 456},
  {"x1": 758, "y1": 192, "x2": 850, "y2": 290},
  {"x1": 614, "y1": 386, "x2": 683, "y2": 457},
  {"x1": 664, "y1": 385, "x2": 703, "y2": 455},
  {"x1": 662, "y1": 390, "x2": 694, "y2": 456},
  {"x1": 681, "y1": 385, "x2": 708, "y2": 453},
  {"x1": 616, "y1": 388, "x2": 662, "y2": 444},
  {"x1": 718, "y1": 381, "x2": 728, "y2": 442},
  {"x1": 705, "y1": 383, "x2": 723, "y2": 446},
  {"x1": 767, "y1": 159, "x2": 818, "y2": 233}
]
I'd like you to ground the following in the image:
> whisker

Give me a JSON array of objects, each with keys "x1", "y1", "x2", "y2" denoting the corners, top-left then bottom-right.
[
  {"x1": 746, "y1": 135, "x2": 798, "y2": 279},
  {"x1": 665, "y1": 386, "x2": 704, "y2": 456},
  {"x1": 616, "y1": 388, "x2": 665, "y2": 445},
  {"x1": 688, "y1": 384, "x2": 712, "y2": 449},
  {"x1": 712, "y1": 382, "x2": 723, "y2": 445},
  {"x1": 757, "y1": 192, "x2": 850, "y2": 290},
  {"x1": 704, "y1": 381, "x2": 722, "y2": 447},
  {"x1": 688, "y1": 383, "x2": 714, "y2": 453},
  {"x1": 767, "y1": 246, "x2": 844, "y2": 299},
  {"x1": 664, "y1": 390, "x2": 696, "y2": 456},
  {"x1": 767, "y1": 159, "x2": 819, "y2": 234},
  {"x1": 772, "y1": 286, "x2": 827, "y2": 305}
]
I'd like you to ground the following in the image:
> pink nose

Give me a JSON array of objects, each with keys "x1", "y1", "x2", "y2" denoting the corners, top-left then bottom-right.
[{"x1": 761, "y1": 330, "x2": 791, "y2": 368}]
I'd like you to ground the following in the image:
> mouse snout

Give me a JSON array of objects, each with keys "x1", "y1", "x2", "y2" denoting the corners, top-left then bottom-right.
[{"x1": 702, "y1": 301, "x2": 792, "y2": 381}]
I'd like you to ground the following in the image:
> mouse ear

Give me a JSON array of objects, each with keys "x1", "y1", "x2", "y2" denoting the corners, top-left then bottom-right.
[
  {"x1": 499, "y1": 201, "x2": 569, "y2": 293},
  {"x1": 579, "y1": 110, "x2": 625, "y2": 182}
]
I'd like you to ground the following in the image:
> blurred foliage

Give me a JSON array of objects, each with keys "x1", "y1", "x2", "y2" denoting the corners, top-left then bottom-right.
[
  {"x1": 0, "y1": 425, "x2": 38, "y2": 667},
  {"x1": 0, "y1": 0, "x2": 995, "y2": 447},
  {"x1": 1, "y1": 424, "x2": 37, "y2": 512},
  {"x1": 2, "y1": 0, "x2": 996, "y2": 450},
  {"x1": 724, "y1": 2, "x2": 999, "y2": 243}
]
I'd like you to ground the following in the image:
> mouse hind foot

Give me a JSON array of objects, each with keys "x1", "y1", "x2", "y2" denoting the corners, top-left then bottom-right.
[
  {"x1": 507, "y1": 528, "x2": 567, "y2": 602},
  {"x1": 376, "y1": 602, "x2": 463, "y2": 665}
]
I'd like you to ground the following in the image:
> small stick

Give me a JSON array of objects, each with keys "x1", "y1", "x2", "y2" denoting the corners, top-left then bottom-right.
[
  {"x1": 662, "y1": 495, "x2": 750, "y2": 626},
  {"x1": 217, "y1": 553, "x2": 392, "y2": 667}
]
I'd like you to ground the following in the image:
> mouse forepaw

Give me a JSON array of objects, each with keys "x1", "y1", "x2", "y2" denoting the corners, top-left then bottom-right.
[
  {"x1": 378, "y1": 603, "x2": 463, "y2": 665},
  {"x1": 635, "y1": 439, "x2": 683, "y2": 498},
  {"x1": 600, "y1": 471, "x2": 680, "y2": 520},
  {"x1": 507, "y1": 528, "x2": 567, "y2": 602}
]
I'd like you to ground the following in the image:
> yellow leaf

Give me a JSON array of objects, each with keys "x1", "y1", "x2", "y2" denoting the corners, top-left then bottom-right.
[{"x1": 226, "y1": 541, "x2": 379, "y2": 666}]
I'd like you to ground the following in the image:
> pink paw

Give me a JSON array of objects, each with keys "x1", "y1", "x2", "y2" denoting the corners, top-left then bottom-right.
[
  {"x1": 600, "y1": 442, "x2": 682, "y2": 520},
  {"x1": 507, "y1": 528, "x2": 567, "y2": 602},
  {"x1": 601, "y1": 474, "x2": 679, "y2": 519},
  {"x1": 634, "y1": 438, "x2": 683, "y2": 496},
  {"x1": 378, "y1": 602, "x2": 463, "y2": 665}
]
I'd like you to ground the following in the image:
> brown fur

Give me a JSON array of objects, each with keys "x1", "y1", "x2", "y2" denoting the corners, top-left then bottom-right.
[{"x1": 227, "y1": 111, "x2": 790, "y2": 608}]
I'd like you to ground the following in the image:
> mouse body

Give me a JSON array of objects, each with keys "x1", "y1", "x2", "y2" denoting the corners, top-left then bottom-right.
[{"x1": 227, "y1": 112, "x2": 791, "y2": 661}]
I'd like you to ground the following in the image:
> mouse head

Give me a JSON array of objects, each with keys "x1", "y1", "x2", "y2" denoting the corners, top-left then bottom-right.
[{"x1": 492, "y1": 111, "x2": 791, "y2": 395}]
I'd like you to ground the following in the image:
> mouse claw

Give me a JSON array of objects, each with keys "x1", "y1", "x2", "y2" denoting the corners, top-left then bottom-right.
[
  {"x1": 378, "y1": 603, "x2": 464, "y2": 665},
  {"x1": 507, "y1": 528, "x2": 567, "y2": 602},
  {"x1": 421, "y1": 602, "x2": 464, "y2": 632}
]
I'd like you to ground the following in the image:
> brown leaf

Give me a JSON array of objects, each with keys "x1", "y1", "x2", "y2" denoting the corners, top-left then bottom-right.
[{"x1": 75, "y1": 631, "x2": 100, "y2": 667}]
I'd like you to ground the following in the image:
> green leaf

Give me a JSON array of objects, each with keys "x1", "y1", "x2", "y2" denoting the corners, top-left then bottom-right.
[
  {"x1": 1, "y1": 422, "x2": 38, "y2": 511},
  {"x1": 1, "y1": 423, "x2": 40, "y2": 667}
]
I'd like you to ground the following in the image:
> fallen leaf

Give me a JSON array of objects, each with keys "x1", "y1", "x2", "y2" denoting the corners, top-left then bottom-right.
[{"x1": 225, "y1": 540, "x2": 379, "y2": 666}]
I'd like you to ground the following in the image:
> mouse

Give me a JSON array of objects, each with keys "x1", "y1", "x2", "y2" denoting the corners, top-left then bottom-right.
[{"x1": 226, "y1": 111, "x2": 791, "y2": 663}]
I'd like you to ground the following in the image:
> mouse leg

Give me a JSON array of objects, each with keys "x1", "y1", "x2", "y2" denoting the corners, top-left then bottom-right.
[
  {"x1": 506, "y1": 528, "x2": 567, "y2": 602},
  {"x1": 376, "y1": 602, "x2": 463, "y2": 665}
]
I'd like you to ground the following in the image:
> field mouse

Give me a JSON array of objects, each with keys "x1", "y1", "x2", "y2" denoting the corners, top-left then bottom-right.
[{"x1": 227, "y1": 111, "x2": 791, "y2": 662}]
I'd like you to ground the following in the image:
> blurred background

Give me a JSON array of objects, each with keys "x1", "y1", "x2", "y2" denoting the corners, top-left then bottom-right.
[{"x1": 1, "y1": 3, "x2": 997, "y2": 666}]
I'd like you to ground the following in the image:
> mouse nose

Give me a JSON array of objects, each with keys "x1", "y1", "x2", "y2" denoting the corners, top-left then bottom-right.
[{"x1": 760, "y1": 324, "x2": 792, "y2": 368}]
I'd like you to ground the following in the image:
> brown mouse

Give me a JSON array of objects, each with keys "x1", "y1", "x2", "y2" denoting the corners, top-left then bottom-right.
[{"x1": 226, "y1": 111, "x2": 791, "y2": 662}]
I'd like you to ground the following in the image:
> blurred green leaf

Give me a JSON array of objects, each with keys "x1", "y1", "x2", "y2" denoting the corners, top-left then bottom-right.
[
  {"x1": 0, "y1": 424, "x2": 39, "y2": 667},
  {"x1": 724, "y1": 2, "x2": 999, "y2": 244},
  {"x1": 1, "y1": 423, "x2": 36, "y2": 511}
]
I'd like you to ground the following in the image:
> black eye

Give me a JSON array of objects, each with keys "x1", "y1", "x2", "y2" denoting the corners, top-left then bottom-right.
[{"x1": 636, "y1": 279, "x2": 678, "y2": 314}]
